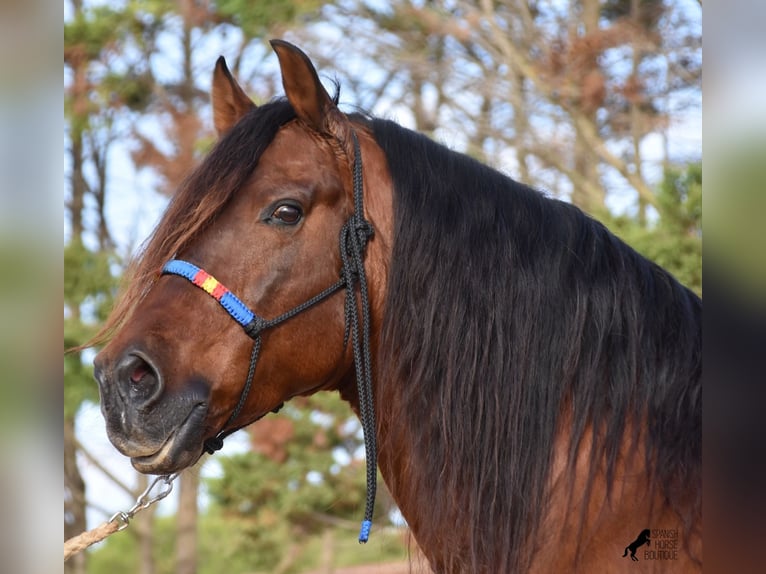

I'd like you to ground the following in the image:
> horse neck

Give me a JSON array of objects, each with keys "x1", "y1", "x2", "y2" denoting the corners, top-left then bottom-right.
[{"x1": 370, "y1": 378, "x2": 447, "y2": 567}]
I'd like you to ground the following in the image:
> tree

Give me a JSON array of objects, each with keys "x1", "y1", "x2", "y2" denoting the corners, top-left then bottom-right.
[
  {"x1": 605, "y1": 162, "x2": 702, "y2": 294},
  {"x1": 66, "y1": 2, "x2": 336, "y2": 572},
  {"x1": 65, "y1": 2, "x2": 127, "y2": 571},
  {"x1": 206, "y1": 393, "x2": 396, "y2": 574},
  {"x1": 296, "y1": 0, "x2": 700, "y2": 217},
  {"x1": 104, "y1": 2, "x2": 329, "y2": 570}
]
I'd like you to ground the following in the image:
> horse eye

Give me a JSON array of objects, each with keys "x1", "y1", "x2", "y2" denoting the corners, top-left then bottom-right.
[{"x1": 271, "y1": 203, "x2": 302, "y2": 225}]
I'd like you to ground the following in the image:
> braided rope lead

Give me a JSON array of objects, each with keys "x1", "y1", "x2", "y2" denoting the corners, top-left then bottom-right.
[
  {"x1": 64, "y1": 520, "x2": 121, "y2": 561},
  {"x1": 347, "y1": 130, "x2": 377, "y2": 543},
  {"x1": 64, "y1": 474, "x2": 178, "y2": 561}
]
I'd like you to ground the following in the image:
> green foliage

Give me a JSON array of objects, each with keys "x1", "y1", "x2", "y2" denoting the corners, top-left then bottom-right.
[
  {"x1": 87, "y1": 511, "x2": 263, "y2": 574},
  {"x1": 64, "y1": 350, "x2": 98, "y2": 420},
  {"x1": 206, "y1": 392, "x2": 395, "y2": 571},
  {"x1": 101, "y1": 70, "x2": 155, "y2": 111},
  {"x1": 87, "y1": 509, "x2": 407, "y2": 574},
  {"x1": 64, "y1": 5, "x2": 131, "y2": 61},
  {"x1": 64, "y1": 240, "x2": 118, "y2": 418},
  {"x1": 64, "y1": 0, "x2": 172, "y2": 63},
  {"x1": 85, "y1": 524, "x2": 139, "y2": 574},
  {"x1": 216, "y1": 0, "x2": 324, "y2": 38},
  {"x1": 605, "y1": 163, "x2": 702, "y2": 295},
  {"x1": 64, "y1": 241, "x2": 116, "y2": 316}
]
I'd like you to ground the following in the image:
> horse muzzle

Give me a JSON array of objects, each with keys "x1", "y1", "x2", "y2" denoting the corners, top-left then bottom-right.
[{"x1": 94, "y1": 348, "x2": 210, "y2": 473}]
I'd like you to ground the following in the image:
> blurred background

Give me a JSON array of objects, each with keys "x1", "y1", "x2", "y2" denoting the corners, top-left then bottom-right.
[{"x1": 62, "y1": 0, "x2": 707, "y2": 573}]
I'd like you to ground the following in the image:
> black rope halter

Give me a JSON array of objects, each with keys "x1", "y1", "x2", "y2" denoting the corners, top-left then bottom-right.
[{"x1": 161, "y1": 129, "x2": 378, "y2": 543}]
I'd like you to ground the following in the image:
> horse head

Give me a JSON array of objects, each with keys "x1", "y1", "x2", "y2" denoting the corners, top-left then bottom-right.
[{"x1": 93, "y1": 41, "x2": 391, "y2": 475}]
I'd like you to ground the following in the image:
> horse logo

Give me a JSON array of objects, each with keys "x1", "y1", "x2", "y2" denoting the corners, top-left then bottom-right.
[{"x1": 622, "y1": 529, "x2": 651, "y2": 561}]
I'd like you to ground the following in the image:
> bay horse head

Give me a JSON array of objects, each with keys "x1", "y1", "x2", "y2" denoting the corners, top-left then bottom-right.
[
  {"x1": 93, "y1": 40, "x2": 702, "y2": 572},
  {"x1": 93, "y1": 41, "x2": 391, "y2": 494}
]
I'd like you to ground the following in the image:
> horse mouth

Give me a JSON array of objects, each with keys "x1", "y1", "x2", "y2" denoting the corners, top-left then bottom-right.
[{"x1": 130, "y1": 403, "x2": 207, "y2": 474}]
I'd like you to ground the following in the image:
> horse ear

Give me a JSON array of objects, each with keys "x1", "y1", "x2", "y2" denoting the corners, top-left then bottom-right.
[
  {"x1": 270, "y1": 39, "x2": 345, "y2": 137},
  {"x1": 211, "y1": 56, "x2": 256, "y2": 136}
]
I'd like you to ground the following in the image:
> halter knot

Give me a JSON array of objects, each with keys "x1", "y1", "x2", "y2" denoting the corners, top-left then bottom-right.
[
  {"x1": 244, "y1": 317, "x2": 268, "y2": 340},
  {"x1": 203, "y1": 436, "x2": 224, "y2": 454},
  {"x1": 354, "y1": 220, "x2": 374, "y2": 242}
]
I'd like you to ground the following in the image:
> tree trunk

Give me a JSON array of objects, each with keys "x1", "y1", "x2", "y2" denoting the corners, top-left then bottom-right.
[
  {"x1": 630, "y1": 0, "x2": 647, "y2": 226},
  {"x1": 64, "y1": 6, "x2": 89, "y2": 572},
  {"x1": 64, "y1": 417, "x2": 87, "y2": 574},
  {"x1": 273, "y1": 540, "x2": 301, "y2": 574},
  {"x1": 66, "y1": 0, "x2": 89, "y2": 241},
  {"x1": 175, "y1": 470, "x2": 199, "y2": 574},
  {"x1": 571, "y1": 0, "x2": 603, "y2": 213},
  {"x1": 320, "y1": 528, "x2": 335, "y2": 574},
  {"x1": 134, "y1": 473, "x2": 157, "y2": 574},
  {"x1": 87, "y1": 129, "x2": 114, "y2": 250},
  {"x1": 512, "y1": 69, "x2": 530, "y2": 184}
]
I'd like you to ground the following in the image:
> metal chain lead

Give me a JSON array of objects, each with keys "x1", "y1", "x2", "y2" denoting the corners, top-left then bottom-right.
[{"x1": 109, "y1": 473, "x2": 179, "y2": 531}]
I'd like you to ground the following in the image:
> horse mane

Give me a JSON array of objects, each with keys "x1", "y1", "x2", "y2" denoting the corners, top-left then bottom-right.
[
  {"x1": 92, "y1": 99, "x2": 297, "y2": 346},
  {"x1": 371, "y1": 118, "x2": 701, "y2": 571}
]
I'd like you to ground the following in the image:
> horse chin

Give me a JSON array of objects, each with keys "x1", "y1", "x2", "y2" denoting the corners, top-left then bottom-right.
[
  {"x1": 129, "y1": 404, "x2": 207, "y2": 474},
  {"x1": 131, "y1": 447, "x2": 199, "y2": 474}
]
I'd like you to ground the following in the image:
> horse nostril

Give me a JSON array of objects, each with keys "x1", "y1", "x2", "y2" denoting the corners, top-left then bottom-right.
[
  {"x1": 117, "y1": 352, "x2": 163, "y2": 407},
  {"x1": 129, "y1": 360, "x2": 151, "y2": 385}
]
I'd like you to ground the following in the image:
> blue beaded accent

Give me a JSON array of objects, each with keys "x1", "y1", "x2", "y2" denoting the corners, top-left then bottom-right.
[
  {"x1": 162, "y1": 259, "x2": 255, "y2": 327},
  {"x1": 358, "y1": 520, "x2": 372, "y2": 543}
]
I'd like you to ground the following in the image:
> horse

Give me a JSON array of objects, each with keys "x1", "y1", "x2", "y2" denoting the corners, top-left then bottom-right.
[
  {"x1": 92, "y1": 40, "x2": 702, "y2": 573},
  {"x1": 623, "y1": 529, "x2": 652, "y2": 561}
]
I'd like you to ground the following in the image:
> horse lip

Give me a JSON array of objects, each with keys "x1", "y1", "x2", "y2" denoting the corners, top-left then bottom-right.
[{"x1": 130, "y1": 403, "x2": 207, "y2": 473}]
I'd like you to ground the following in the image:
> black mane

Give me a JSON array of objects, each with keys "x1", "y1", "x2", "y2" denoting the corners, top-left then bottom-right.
[{"x1": 371, "y1": 118, "x2": 701, "y2": 571}]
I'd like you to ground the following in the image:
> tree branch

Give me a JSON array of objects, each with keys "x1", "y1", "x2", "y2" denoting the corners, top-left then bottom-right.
[
  {"x1": 528, "y1": 141, "x2": 604, "y2": 205},
  {"x1": 571, "y1": 113, "x2": 658, "y2": 209},
  {"x1": 75, "y1": 437, "x2": 137, "y2": 497},
  {"x1": 472, "y1": 0, "x2": 658, "y2": 209}
]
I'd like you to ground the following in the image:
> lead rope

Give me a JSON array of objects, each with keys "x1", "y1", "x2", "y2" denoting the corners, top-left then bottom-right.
[
  {"x1": 340, "y1": 130, "x2": 377, "y2": 543},
  {"x1": 64, "y1": 473, "x2": 178, "y2": 561}
]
